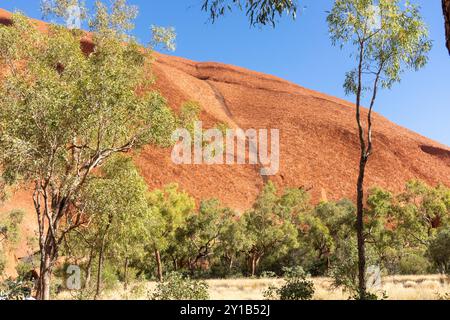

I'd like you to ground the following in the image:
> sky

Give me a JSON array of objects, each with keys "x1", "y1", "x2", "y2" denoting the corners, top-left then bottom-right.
[{"x1": 1, "y1": 0, "x2": 449, "y2": 146}]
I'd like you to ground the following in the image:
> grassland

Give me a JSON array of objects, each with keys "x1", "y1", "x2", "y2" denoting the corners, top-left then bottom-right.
[{"x1": 58, "y1": 275, "x2": 450, "y2": 300}]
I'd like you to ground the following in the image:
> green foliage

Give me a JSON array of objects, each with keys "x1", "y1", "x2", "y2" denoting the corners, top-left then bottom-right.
[
  {"x1": 330, "y1": 236, "x2": 378, "y2": 296},
  {"x1": 201, "y1": 0, "x2": 298, "y2": 27},
  {"x1": 148, "y1": 183, "x2": 196, "y2": 254},
  {"x1": 263, "y1": 267, "x2": 314, "y2": 300},
  {"x1": 328, "y1": 0, "x2": 431, "y2": 94},
  {"x1": 242, "y1": 182, "x2": 299, "y2": 276},
  {"x1": 397, "y1": 250, "x2": 431, "y2": 275},
  {"x1": 0, "y1": 210, "x2": 25, "y2": 246},
  {"x1": 64, "y1": 155, "x2": 155, "y2": 297},
  {"x1": 0, "y1": 278, "x2": 33, "y2": 300},
  {"x1": 0, "y1": 2, "x2": 180, "y2": 298},
  {"x1": 149, "y1": 272, "x2": 209, "y2": 300},
  {"x1": 15, "y1": 257, "x2": 38, "y2": 280},
  {"x1": 178, "y1": 101, "x2": 201, "y2": 136},
  {"x1": 428, "y1": 227, "x2": 450, "y2": 274},
  {"x1": 179, "y1": 199, "x2": 237, "y2": 270},
  {"x1": 151, "y1": 25, "x2": 176, "y2": 52}
]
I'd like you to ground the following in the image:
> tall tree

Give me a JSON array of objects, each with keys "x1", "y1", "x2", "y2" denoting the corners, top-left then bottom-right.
[
  {"x1": 201, "y1": 0, "x2": 298, "y2": 26},
  {"x1": 0, "y1": 1, "x2": 175, "y2": 299},
  {"x1": 327, "y1": 0, "x2": 431, "y2": 299}
]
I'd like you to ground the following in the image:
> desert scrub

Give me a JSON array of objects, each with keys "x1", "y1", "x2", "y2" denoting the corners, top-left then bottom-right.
[{"x1": 149, "y1": 272, "x2": 209, "y2": 300}]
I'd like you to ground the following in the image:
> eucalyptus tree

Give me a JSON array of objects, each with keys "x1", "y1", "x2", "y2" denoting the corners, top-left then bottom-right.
[
  {"x1": 327, "y1": 0, "x2": 431, "y2": 299},
  {"x1": 147, "y1": 184, "x2": 196, "y2": 282},
  {"x1": 242, "y1": 182, "x2": 299, "y2": 277},
  {"x1": 180, "y1": 199, "x2": 237, "y2": 271},
  {"x1": 0, "y1": 0, "x2": 176, "y2": 299},
  {"x1": 79, "y1": 156, "x2": 154, "y2": 298}
]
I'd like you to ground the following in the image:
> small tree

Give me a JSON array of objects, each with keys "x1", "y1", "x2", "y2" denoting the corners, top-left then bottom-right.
[
  {"x1": 428, "y1": 228, "x2": 450, "y2": 274},
  {"x1": 327, "y1": 0, "x2": 431, "y2": 299},
  {"x1": 146, "y1": 184, "x2": 195, "y2": 281},
  {"x1": 243, "y1": 182, "x2": 298, "y2": 276},
  {"x1": 0, "y1": 1, "x2": 176, "y2": 299},
  {"x1": 180, "y1": 199, "x2": 236, "y2": 272},
  {"x1": 76, "y1": 156, "x2": 152, "y2": 299}
]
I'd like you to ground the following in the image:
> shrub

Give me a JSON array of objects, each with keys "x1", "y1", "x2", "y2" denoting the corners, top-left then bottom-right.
[
  {"x1": 428, "y1": 228, "x2": 450, "y2": 274},
  {"x1": 263, "y1": 267, "x2": 314, "y2": 300},
  {"x1": 0, "y1": 278, "x2": 33, "y2": 300},
  {"x1": 0, "y1": 250, "x2": 5, "y2": 276},
  {"x1": 260, "y1": 271, "x2": 277, "y2": 279},
  {"x1": 398, "y1": 251, "x2": 431, "y2": 275},
  {"x1": 149, "y1": 272, "x2": 209, "y2": 300}
]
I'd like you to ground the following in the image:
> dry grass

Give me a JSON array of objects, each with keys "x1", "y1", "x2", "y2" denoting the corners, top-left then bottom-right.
[{"x1": 57, "y1": 275, "x2": 450, "y2": 300}]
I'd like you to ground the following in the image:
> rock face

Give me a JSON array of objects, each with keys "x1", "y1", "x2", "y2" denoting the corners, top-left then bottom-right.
[
  {"x1": 0, "y1": 7, "x2": 449, "y2": 211},
  {"x1": 1, "y1": 7, "x2": 449, "y2": 276}
]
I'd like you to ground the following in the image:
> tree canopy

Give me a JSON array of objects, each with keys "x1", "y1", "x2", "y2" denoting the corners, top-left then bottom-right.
[{"x1": 201, "y1": 0, "x2": 298, "y2": 26}]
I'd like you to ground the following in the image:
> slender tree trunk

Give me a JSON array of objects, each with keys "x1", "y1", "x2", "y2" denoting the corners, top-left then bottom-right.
[
  {"x1": 173, "y1": 257, "x2": 178, "y2": 271},
  {"x1": 95, "y1": 236, "x2": 106, "y2": 300},
  {"x1": 229, "y1": 256, "x2": 234, "y2": 271},
  {"x1": 124, "y1": 257, "x2": 129, "y2": 290},
  {"x1": 154, "y1": 248, "x2": 163, "y2": 282},
  {"x1": 444, "y1": 0, "x2": 450, "y2": 54},
  {"x1": 356, "y1": 155, "x2": 368, "y2": 300},
  {"x1": 85, "y1": 247, "x2": 95, "y2": 289},
  {"x1": 250, "y1": 254, "x2": 259, "y2": 277},
  {"x1": 354, "y1": 40, "x2": 369, "y2": 300}
]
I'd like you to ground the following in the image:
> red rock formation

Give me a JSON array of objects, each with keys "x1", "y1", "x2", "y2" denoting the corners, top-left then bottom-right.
[{"x1": 1, "y1": 8, "x2": 449, "y2": 209}]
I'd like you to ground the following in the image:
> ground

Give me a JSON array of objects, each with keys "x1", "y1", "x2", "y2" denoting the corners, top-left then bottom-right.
[{"x1": 56, "y1": 275, "x2": 450, "y2": 300}]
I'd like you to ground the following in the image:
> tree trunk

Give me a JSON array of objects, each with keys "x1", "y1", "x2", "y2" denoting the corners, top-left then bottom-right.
[
  {"x1": 123, "y1": 257, "x2": 129, "y2": 290},
  {"x1": 36, "y1": 250, "x2": 52, "y2": 300},
  {"x1": 154, "y1": 248, "x2": 163, "y2": 282},
  {"x1": 85, "y1": 247, "x2": 95, "y2": 289},
  {"x1": 250, "y1": 254, "x2": 258, "y2": 277},
  {"x1": 356, "y1": 156, "x2": 368, "y2": 300},
  {"x1": 443, "y1": 0, "x2": 450, "y2": 54},
  {"x1": 95, "y1": 237, "x2": 106, "y2": 300}
]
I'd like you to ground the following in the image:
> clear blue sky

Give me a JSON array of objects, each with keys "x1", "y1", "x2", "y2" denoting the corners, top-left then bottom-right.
[{"x1": 2, "y1": 0, "x2": 449, "y2": 146}]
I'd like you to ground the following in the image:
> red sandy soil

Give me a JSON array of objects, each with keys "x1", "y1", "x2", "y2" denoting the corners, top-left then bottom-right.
[{"x1": 0, "y1": 9, "x2": 449, "y2": 276}]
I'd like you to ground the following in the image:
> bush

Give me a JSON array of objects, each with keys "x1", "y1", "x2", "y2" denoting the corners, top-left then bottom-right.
[
  {"x1": 263, "y1": 267, "x2": 314, "y2": 300},
  {"x1": 149, "y1": 272, "x2": 209, "y2": 300},
  {"x1": 428, "y1": 228, "x2": 450, "y2": 273},
  {"x1": 260, "y1": 271, "x2": 277, "y2": 279},
  {"x1": 398, "y1": 252, "x2": 431, "y2": 275},
  {"x1": 0, "y1": 278, "x2": 33, "y2": 300}
]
